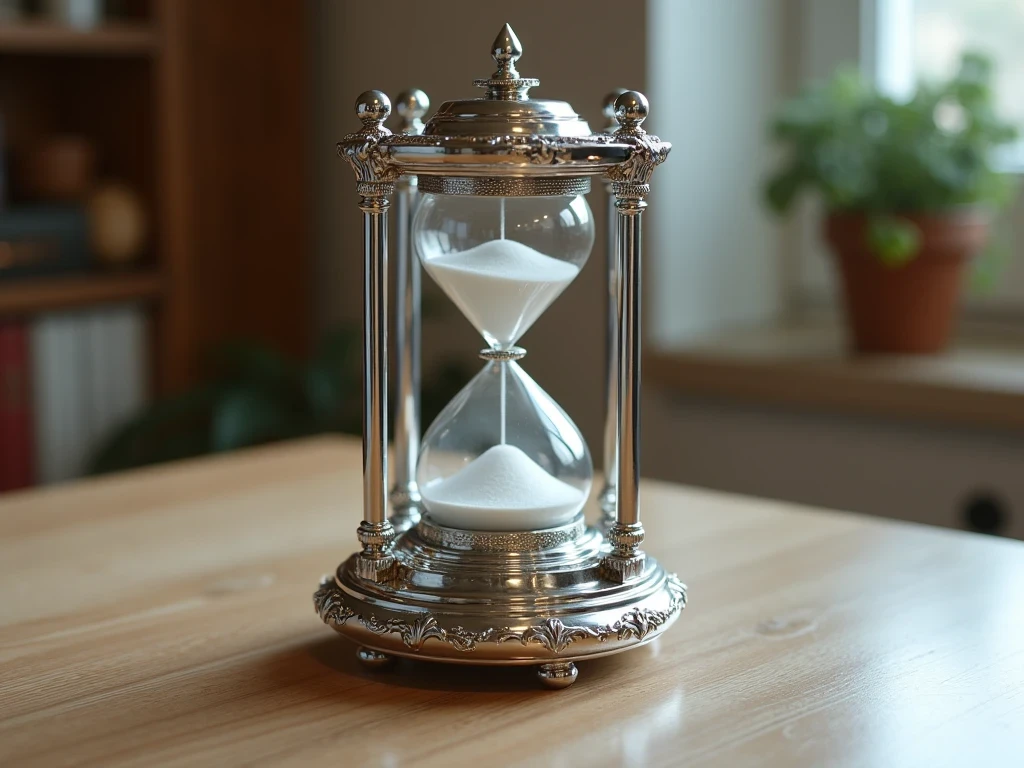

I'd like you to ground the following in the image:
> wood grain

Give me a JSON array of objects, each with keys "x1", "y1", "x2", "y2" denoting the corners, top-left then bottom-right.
[
  {"x1": 1, "y1": 436, "x2": 1022, "y2": 767},
  {"x1": 153, "y1": 0, "x2": 310, "y2": 392}
]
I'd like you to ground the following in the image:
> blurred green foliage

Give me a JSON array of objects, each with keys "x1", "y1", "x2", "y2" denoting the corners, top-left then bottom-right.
[
  {"x1": 89, "y1": 328, "x2": 470, "y2": 475},
  {"x1": 765, "y1": 52, "x2": 1018, "y2": 264}
]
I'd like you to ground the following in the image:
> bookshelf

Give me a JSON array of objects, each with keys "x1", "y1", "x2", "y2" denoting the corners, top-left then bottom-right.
[
  {"x1": 0, "y1": 272, "x2": 162, "y2": 316},
  {"x1": 0, "y1": 22, "x2": 158, "y2": 56},
  {"x1": 0, "y1": 0, "x2": 310, "y2": 393}
]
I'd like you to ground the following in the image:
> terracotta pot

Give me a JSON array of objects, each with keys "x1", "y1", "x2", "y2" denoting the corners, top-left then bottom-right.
[{"x1": 824, "y1": 211, "x2": 991, "y2": 354}]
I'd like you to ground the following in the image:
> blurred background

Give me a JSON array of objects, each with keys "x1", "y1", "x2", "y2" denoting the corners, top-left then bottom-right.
[{"x1": 1, "y1": 0, "x2": 1023, "y2": 540}]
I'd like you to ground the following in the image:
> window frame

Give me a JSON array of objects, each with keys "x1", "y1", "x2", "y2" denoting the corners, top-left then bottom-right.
[
  {"x1": 792, "y1": 0, "x2": 1024, "y2": 322},
  {"x1": 862, "y1": 0, "x2": 1024, "y2": 173}
]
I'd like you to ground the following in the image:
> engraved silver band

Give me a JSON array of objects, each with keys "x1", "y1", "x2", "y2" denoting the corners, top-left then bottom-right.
[
  {"x1": 479, "y1": 346, "x2": 526, "y2": 361},
  {"x1": 418, "y1": 175, "x2": 591, "y2": 197},
  {"x1": 417, "y1": 514, "x2": 586, "y2": 552}
]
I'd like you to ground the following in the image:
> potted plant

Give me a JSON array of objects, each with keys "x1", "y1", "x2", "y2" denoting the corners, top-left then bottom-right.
[{"x1": 764, "y1": 53, "x2": 1018, "y2": 353}]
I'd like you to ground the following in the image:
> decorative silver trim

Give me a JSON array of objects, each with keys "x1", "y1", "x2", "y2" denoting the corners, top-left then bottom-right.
[
  {"x1": 416, "y1": 514, "x2": 585, "y2": 553},
  {"x1": 478, "y1": 346, "x2": 526, "y2": 362},
  {"x1": 382, "y1": 133, "x2": 629, "y2": 176},
  {"x1": 338, "y1": 90, "x2": 399, "y2": 192},
  {"x1": 603, "y1": 92, "x2": 670, "y2": 187},
  {"x1": 314, "y1": 574, "x2": 687, "y2": 654},
  {"x1": 418, "y1": 175, "x2": 590, "y2": 197}
]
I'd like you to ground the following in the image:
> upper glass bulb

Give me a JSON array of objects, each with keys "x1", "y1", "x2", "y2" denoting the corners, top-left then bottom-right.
[{"x1": 414, "y1": 193, "x2": 594, "y2": 349}]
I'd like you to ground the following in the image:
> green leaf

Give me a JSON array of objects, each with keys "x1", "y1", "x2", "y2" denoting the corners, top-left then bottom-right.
[
  {"x1": 763, "y1": 50, "x2": 1018, "y2": 217},
  {"x1": 87, "y1": 383, "x2": 223, "y2": 474},
  {"x1": 210, "y1": 388, "x2": 310, "y2": 452},
  {"x1": 868, "y1": 216, "x2": 921, "y2": 267},
  {"x1": 764, "y1": 166, "x2": 804, "y2": 213},
  {"x1": 213, "y1": 339, "x2": 294, "y2": 389}
]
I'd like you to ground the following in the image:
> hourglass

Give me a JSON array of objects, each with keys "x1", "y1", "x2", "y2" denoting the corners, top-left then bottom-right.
[
  {"x1": 314, "y1": 24, "x2": 686, "y2": 688},
  {"x1": 415, "y1": 191, "x2": 594, "y2": 531}
]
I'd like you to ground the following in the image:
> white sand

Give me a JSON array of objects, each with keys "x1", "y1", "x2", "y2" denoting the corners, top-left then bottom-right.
[
  {"x1": 423, "y1": 239, "x2": 579, "y2": 347},
  {"x1": 421, "y1": 444, "x2": 585, "y2": 531}
]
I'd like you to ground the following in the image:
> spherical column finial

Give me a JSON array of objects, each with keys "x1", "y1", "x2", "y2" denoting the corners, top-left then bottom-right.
[
  {"x1": 602, "y1": 88, "x2": 629, "y2": 133},
  {"x1": 394, "y1": 88, "x2": 430, "y2": 135},
  {"x1": 614, "y1": 90, "x2": 649, "y2": 134},
  {"x1": 355, "y1": 90, "x2": 391, "y2": 129}
]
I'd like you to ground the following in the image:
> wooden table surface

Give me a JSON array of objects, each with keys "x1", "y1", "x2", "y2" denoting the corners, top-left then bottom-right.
[{"x1": 2, "y1": 437, "x2": 1023, "y2": 767}]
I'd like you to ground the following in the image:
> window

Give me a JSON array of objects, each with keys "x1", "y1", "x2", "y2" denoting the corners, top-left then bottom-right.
[
  {"x1": 792, "y1": 0, "x2": 1024, "y2": 314},
  {"x1": 867, "y1": 0, "x2": 1024, "y2": 171}
]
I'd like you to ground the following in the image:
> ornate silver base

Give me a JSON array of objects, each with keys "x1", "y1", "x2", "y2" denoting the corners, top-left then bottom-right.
[{"x1": 314, "y1": 515, "x2": 687, "y2": 688}]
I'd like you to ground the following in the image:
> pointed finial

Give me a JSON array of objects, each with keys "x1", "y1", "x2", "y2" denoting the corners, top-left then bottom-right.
[
  {"x1": 491, "y1": 23, "x2": 523, "y2": 78},
  {"x1": 473, "y1": 23, "x2": 539, "y2": 101},
  {"x1": 602, "y1": 89, "x2": 629, "y2": 133},
  {"x1": 614, "y1": 90, "x2": 649, "y2": 135},
  {"x1": 394, "y1": 88, "x2": 429, "y2": 135}
]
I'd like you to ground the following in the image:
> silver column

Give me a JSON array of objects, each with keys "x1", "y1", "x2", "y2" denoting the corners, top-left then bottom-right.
[
  {"x1": 601, "y1": 189, "x2": 647, "y2": 583},
  {"x1": 601, "y1": 90, "x2": 669, "y2": 584},
  {"x1": 614, "y1": 197, "x2": 644, "y2": 528},
  {"x1": 598, "y1": 89, "x2": 627, "y2": 534},
  {"x1": 355, "y1": 191, "x2": 397, "y2": 582},
  {"x1": 340, "y1": 91, "x2": 399, "y2": 584},
  {"x1": 389, "y1": 89, "x2": 429, "y2": 534}
]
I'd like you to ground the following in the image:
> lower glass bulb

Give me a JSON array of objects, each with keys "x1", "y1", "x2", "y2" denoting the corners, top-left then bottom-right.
[{"x1": 417, "y1": 360, "x2": 592, "y2": 531}]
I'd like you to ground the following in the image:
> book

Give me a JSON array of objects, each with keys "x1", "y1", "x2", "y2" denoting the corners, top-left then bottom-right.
[
  {"x1": 0, "y1": 320, "x2": 34, "y2": 491},
  {"x1": 0, "y1": 206, "x2": 90, "y2": 281},
  {"x1": 30, "y1": 304, "x2": 148, "y2": 485},
  {"x1": 31, "y1": 312, "x2": 90, "y2": 484},
  {"x1": 86, "y1": 304, "x2": 147, "y2": 456}
]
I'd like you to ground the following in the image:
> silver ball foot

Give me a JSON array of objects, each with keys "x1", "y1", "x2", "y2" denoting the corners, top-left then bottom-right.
[
  {"x1": 356, "y1": 647, "x2": 394, "y2": 669},
  {"x1": 537, "y1": 661, "x2": 578, "y2": 689}
]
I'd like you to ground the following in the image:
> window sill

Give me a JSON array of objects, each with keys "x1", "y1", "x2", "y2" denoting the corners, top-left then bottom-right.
[{"x1": 646, "y1": 322, "x2": 1024, "y2": 433}]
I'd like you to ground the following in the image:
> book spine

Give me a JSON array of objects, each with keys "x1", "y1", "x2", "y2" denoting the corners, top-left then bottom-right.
[
  {"x1": 87, "y1": 304, "x2": 148, "y2": 462},
  {"x1": 31, "y1": 312, "x2": 89, "y2": 484},
  {"x1": 29, "y1": 306, "x2": 149, "y2": 485},
  {"x1": 0, "y1": 320, "x2": 34, "y2": 491}
]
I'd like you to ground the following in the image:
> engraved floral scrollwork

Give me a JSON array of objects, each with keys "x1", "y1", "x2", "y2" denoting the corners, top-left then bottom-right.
[
  {"x1": 379, "y1": 133, "x2": 617, "y2": 167},
  {"x1": 314, "y1": 578, "x2": 354, "y2": 627},
  {"x1": 517, "y1": 619, "x2": 603, "y2": 652},
  {"x1": 506, "y1": 137, "x2": 572, "y2": 166},
  {"x1": 604, "y1": 133, "x2": 671, "y2": 187},
  {"x1": 363, "y1": 613, "x2": 446, "y2": 650},
  {"x1": 312, "y1": 573, "x2": 687, "y2": 655},
  {"x1": 338, "y1": 130, "x2": 401, "y2": 188}
]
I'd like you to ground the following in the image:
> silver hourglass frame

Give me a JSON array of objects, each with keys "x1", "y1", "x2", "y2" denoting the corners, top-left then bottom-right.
[{"x1": 314, "y1": 24, "x2": 686, "y2": 689}]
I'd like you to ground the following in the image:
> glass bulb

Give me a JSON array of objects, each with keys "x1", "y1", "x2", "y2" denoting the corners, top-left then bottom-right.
[
  {"x1": 415, "y1": 193, "x2": 594, "y2": 349},
  {"x1": 418, "y1": 360, "x2": 592, "y2": 531}
]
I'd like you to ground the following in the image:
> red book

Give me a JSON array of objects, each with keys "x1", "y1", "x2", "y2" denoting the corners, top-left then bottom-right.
[{"x1": 0, "y1": 321, "x2": 34, "y2": 491}]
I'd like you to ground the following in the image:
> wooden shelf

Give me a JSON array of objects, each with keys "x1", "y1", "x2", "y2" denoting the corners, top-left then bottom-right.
[
  {"x1": 0, "y1": 272, "x2": 163, "y2": 316},
  {"x1": 0, "y1": 22, "x2": 157, "y2": 56},
  {"x1": 647, "y1": 322, "x2": 1024, "y2": 434}
]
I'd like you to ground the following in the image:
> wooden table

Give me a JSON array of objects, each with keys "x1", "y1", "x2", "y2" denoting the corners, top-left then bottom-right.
[{"x1": 2, "y1": 437, "x2": 1023, "y2": 767}]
